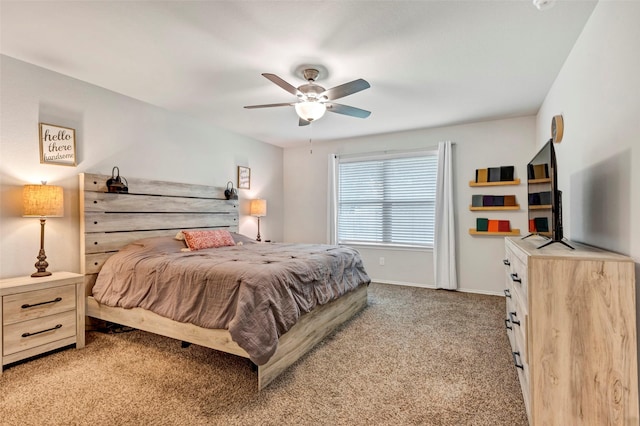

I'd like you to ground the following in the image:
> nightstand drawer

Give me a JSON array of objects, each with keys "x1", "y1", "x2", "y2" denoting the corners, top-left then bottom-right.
[
  {"x1": 3, "y1": 284, "x2": 76, "y2": 325},
  {"x1": 3, "y1": 310, "x2": 76, "y2": 356}
]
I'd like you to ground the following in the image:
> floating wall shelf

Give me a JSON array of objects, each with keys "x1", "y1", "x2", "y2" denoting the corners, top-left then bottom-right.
[
  {"x1": 469, "y1": 205, "x2": 520, "y2": 211},
  {"x1": 469, "y1": 179, "x2": 521, "y2": 187},
  {"x1": 469, "y1": 229, "x2": 521, "y2": 236}
]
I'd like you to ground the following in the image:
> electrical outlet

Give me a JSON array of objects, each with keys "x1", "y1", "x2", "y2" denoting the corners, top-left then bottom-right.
[{"x1": 379, "y1": 257, "x2": 385, "y2": 266}]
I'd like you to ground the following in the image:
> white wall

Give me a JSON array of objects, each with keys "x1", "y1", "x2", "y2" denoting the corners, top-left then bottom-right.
[
  {"x1": 283, "y1": 116, "x2": 535, "y2": 295},
  {"x1": 0, "y1": 55, "x2": 284, "y2": 279},
  {"x1": 536, "y1": 0, "x2": 640, "y2": 410}
]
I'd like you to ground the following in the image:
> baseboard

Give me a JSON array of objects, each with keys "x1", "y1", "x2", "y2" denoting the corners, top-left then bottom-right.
[
  {"x1": 371, "y1": 280, "x2": 504, "y2": 297},
  {"x1": 372, "y1": 279, "x2": 435, "y2": 289},
  {"x1": 456, "y1": 287, "x2": 504, "y2": 297}
]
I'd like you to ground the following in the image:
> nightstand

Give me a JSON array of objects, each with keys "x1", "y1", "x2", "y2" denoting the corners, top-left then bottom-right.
[{"x1": 1, "y1": 272, "x2": 84, "y2": 374}]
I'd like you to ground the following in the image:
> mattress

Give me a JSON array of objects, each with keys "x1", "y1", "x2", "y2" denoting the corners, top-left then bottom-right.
[{"x1": 92, "y1": 236, "x2": 370, "y2": 364}]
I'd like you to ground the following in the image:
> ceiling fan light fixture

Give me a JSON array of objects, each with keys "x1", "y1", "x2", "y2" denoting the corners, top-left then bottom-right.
[
  {"x1": 532, "y1": 0, "x2": 555, "y2": 10},
  {"x1": 295, "y1": 101, "x2": 326, "y2": 122}
]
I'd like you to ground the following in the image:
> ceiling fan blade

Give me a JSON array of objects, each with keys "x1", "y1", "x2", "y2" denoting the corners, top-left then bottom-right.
[
  {"x1": 321, "y1": 79, "x2": 370, "y2": 101},
  {"x1": 262, "y1": 73, "x2": 302, "y2": 97},
  {"x1": 244, "y1": 102, "x2": 294, "y2": 109},
  {"x1": 326, "y1": 103, "x2": 371, "y2": 119},
  {"x1": 299, "y1": 117, "x2": 310, "y2": 126}
]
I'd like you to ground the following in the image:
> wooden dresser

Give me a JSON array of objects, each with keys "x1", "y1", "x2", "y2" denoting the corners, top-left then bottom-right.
[
  {"x1": 1, "y1": 272, "x2": 84, "y2": 374},
  {"x1": 503, "y1": 237, "x2": 638, "y2": 425}
]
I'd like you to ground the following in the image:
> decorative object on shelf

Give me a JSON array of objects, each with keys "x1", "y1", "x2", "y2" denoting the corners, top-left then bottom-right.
[
  {"x1": 23, "y1": 182, "x2": 64, "y2": 277},
  {"x1": 487, "y1": 195, "x2": 503, "y2": 206},
  {"x1": 470, "y1": 218, "x2": 519, "y2": 236},
  {"x1": 250, "y1": 199, "x2": 267, "y2": 242},
  {"x1": 238, "y1": 166, "x2": 251, "y2": 190},
  {"x1": 500, "y1": 166, "x2": 515, "y2": 181},
  {"x1": 224, "y1": 181, "x2": 238, "y2": 200},
  {"x1": 38, "y1": 123, "x2": 76, "y2": 166},
  {"x1": 551, "y1": 114, "x2": 564, "y2": 143},
  {"x1": 469, "y1": 195, "x2": 519, "y2": 211},
  {"x1": 475, "y1": 168, "x2": 488, "y2": 183},
  {"x1": 474, "y1": 165, "x2": 516, "y2": 183},
  {"x1": 106, "y1": 166, "x2": 128, "y2": 193},
  {"x1": 488, "y1": 167, "x2": 501, "y2": 183}
]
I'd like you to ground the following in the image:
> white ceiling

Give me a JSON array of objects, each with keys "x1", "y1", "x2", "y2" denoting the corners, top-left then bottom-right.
[{"x1": 0, "y1": 0, "x2": 597, "y2": 148}]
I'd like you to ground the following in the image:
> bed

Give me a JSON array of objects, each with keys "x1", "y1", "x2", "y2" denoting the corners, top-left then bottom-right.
[{"x1": 79, "y1": 173, "x2": 369, "y2": 390}]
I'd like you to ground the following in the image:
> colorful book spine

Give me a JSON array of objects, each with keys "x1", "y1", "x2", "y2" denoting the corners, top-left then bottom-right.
[
  {"x1": 488, "y1": 167, "x2": 501, "y2": 182},
  {"x1": 504, "y1": 195, "x2": 516, "y2": 206},
  {"x1": 475, "y1": 168, "x2": 488, "y2": 183}
]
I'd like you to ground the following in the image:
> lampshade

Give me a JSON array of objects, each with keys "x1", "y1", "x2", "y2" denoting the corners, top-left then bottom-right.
[
  {"x1": 23, "y1": 184, "x2": 64, "y2": 217},
  {"x1": 250, "y1": 199, "x2": 267, "y2": 217},
  {"x1": 295, "y1": 101, "x2": 326, "y2": 122}
]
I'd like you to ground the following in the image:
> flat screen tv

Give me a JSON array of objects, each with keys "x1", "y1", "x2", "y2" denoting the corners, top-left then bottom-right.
[{"x1": 524, "y1": 139, "x2": 574, "y2": 249}]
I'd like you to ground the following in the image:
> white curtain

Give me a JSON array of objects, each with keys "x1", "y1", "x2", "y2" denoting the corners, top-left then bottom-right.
[
  {"x1": 327, "y1": 154, "x2": 338, "y2": 244},
  {"x1": 434, "y1": 141, "x2": 458, "y2": 290}
]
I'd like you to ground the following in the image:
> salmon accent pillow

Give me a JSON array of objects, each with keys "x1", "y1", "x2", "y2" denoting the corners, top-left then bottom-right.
[{"x1": 181, "y1": 230, "x2": 236, "y2": 251}]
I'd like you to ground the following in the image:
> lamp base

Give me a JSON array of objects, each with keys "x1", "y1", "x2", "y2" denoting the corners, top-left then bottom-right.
[
  {"x1": 31, "y1": 243, "x2": 51, "y2": 278},
  {"x1": 256, "y1": 217, "x2": 262, "y2": 242}
]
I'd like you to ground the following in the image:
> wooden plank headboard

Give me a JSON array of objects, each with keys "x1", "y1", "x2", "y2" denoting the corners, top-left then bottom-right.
[{"x1": 79, "y1": 173, "x2": 239, "y2": 293}]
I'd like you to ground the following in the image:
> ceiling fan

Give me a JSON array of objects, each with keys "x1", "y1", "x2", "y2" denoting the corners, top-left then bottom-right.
[{"x1": 244, "y1": 68, "x2": 371, "y2": 126}]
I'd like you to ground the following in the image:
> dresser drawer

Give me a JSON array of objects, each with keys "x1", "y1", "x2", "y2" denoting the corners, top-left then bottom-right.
[
  {"x1": 505, "y1": 288, "x2": 528, "y2": 360},
  {"x1": 2, "y1": 284, "x2": 76, "y2": 325},
  {"x1": 513, "y1": 339, "x2": 531, "y2": 421},
  {"x1": 3, "y1": 310, "x2": 76, "y2": 356},
  {"x1": 504, "y1": 246, "x2": 528, "y2": 307}
]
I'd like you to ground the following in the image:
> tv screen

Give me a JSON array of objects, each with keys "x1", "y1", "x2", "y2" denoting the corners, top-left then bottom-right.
[{"x1": 525, "y1": 140, "x2": 573, "y2": 249}]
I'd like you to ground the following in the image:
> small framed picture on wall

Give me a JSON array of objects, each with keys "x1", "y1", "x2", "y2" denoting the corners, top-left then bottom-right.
[
  {"x1": 39, "y1": 123, "x2": 77, "y2": 166},
  {"x1": 238, "y1": 166, "x2": 251, "y2": 189}
]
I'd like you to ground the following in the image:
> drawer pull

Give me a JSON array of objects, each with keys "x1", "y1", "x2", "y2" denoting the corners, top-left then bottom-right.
[
  {"x1": 509, "y1": 311, "x2": 521, "y2": 326},
  {"x1": 510, "y1": 273, "x2": 522, "y2": 283},
  {"x1": 21, "y1": 324, "x2": 63, "y2": 338},
  {"x1": 503, "y1": 259, "x2": 510, "y2": 266},
  {"x1": 21, "y1": 297, "x2": 63, "y2": 309},
  {"x1": 504, "y1": 289, "x2": 511, "y2": 298},
  {"x1": 504, "y1": 318, "x2": 513, "y2": 330},
  {"x1": 512, "y1": 351, "x2": 524, "y2": 370}
]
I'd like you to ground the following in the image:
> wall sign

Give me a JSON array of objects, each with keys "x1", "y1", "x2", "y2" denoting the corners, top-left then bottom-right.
[
  {"x1": 39, "y1": 123, "x2": 77, "y2": 166},
  {"x1": 238, "y1": 166, "x2": 251, "y2": 189}
]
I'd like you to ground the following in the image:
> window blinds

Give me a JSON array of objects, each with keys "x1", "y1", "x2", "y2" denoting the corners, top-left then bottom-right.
[{"x1": 337, "y1": 152, "x2": 438, "y2": 247}]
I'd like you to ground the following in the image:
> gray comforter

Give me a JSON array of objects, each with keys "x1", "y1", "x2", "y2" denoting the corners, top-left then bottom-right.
[{"x1": 92, "y1": 236, "x2": 370, "y2": 365}]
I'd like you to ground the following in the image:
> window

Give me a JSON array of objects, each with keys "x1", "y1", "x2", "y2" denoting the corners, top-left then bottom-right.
[{"x1": 336, "y1": 151, "x2": 438, "y2": 248}]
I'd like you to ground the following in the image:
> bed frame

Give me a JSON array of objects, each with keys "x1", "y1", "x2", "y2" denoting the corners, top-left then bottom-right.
[{"x1": 79, "y1": 173, "x2": 367, "y2": 390}]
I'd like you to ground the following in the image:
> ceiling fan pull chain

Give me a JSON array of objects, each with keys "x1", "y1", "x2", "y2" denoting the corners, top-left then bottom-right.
[{"x1": 309, "y1": 122, "x2": 314, "y2": 154}]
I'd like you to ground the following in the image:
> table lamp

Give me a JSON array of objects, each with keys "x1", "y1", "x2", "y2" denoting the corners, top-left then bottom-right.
[
  {"x1": 23, "y1": 183, "x2": 64, "y2": 277},
  {"x1": 250, "y1": 199, "x2": 267, "y2": 242}
]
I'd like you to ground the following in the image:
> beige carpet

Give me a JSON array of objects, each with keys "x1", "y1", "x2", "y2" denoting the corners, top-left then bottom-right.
[{"x1": 0, "y1": 283, "x2": 527, "y2": 426}]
